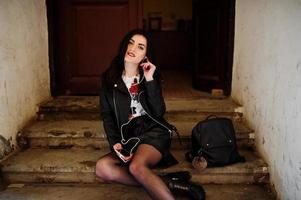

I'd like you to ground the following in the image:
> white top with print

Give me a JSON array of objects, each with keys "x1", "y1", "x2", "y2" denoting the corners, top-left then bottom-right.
[{"x1": 122, "y1": 75, "x2": 146, "y2": 119}]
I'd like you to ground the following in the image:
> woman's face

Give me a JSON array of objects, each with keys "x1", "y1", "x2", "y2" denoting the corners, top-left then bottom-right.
[{"x1": 124, "y1": 34, "x2": 147, "y2": 65}]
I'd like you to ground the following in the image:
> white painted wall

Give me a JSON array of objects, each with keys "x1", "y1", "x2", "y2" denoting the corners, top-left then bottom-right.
[
  {"x1": 232, "y1": 0, "x2": 301, "y2": 199},
  {"x1": 0, "y1": 0, "x2": 50, "y2": 150}
]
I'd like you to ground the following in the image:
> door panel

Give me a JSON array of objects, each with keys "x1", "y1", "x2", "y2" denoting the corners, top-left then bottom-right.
[
  {"x1": 75, "y1": 4, "x2": 128, "y2": 76},
  {"x1": 69, "y1": 2, "x2": 128, "y2": 94},
  {"x1": 53, "y1": 0, "x2": 142, "y2": 95}
]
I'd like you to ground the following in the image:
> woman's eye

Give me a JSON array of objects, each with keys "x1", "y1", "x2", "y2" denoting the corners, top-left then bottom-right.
[{"x1": 138, "y1": 46, "x2": 144, "y2": 50}]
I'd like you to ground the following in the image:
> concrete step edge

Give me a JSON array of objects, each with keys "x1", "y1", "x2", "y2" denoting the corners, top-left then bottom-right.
[
  {"x1": 38, "y1": 96, "x2": 243, "y2": 114},
  {"x1": 0, "y1": 183, "x2": 276, "y2": 200},
  {"x1": 1, "y1": 148, "x2": 269, "y2": 184},
  {"x1": 23, "y1": 120, "x2": 254, "y2": 139}
]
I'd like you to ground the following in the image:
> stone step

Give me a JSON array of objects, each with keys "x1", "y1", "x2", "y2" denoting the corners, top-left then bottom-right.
[
  {"x1": 37, "y1": 96, "x2": 243, "y2": 121},
  {"x1": 0, "y1": 183, "x2": 275, "y2": 200},
  {"x1": 1, "y1": 148, "x2": 269, "y2": 184},
  {"x1": 21, "y1": 120, "x2": 255, "y2": 149}
]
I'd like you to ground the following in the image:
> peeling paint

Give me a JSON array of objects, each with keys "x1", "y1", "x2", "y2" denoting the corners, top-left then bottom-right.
[
  {"x1": 0, "y1": 1, "x2": 50, "y2": 149},
  {"x1": 232, "y1": 0, "x2": 301, "y2": 199},
  {"x1": 4, "y1": 81, "x2": 9, "y2": 107},
  {"x1": 48, "y1": 131, "x2": 65, "y2": 136},
  {"x1": 84, "y1": 131, "x2": 93, "y2": 138},
  {"x1": 296, "y1": 62, "x2": 301, "y2": 73},
  {"x1": 0, "y1": 135, "x2": 12, "y2": 159},
  {"x1": 79, "y1": 161, "x2": 96, "y2": 168}
]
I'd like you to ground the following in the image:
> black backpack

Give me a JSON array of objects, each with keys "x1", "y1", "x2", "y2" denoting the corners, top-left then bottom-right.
[{"x1": 186, "y1": 116, "x2": 245, "y2": 167}]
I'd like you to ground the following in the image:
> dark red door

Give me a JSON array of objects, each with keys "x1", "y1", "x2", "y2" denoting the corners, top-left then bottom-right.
[
  {"x1": 192, "y1": 0, "x2": 235, "y2": 96},
  {"x1": 51, "y1": 0, "x2": 142, "y2": 95}
]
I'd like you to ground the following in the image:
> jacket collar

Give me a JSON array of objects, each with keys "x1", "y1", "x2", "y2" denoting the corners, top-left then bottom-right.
[
  {"x1": 114, "y1": 77, "x2": 128, "y2": 94},
  {"x1": 113, "y1": 70, "x2": 146, "y2": 94}
]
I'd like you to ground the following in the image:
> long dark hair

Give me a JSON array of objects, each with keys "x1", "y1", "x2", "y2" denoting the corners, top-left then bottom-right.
[{"x1": 101, "y1": 29, "x2": 160, "y2": 90}]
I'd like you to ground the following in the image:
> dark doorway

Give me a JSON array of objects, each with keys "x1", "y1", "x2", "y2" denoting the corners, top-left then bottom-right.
[
  {"x1": 192, "y1": 0, "x2": 235, "y2": 96},
  {"x1": 47, "y1": 0, "x2": 235, "y2": 96},
  {"x1": 144, "y1": 0, "x2": 235, "y2": 97}
]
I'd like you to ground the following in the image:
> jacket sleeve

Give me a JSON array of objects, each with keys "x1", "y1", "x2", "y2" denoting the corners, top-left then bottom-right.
[
  {"x1": 144, "y1": 79, "x2": 166, "y2": 118},
  {"x1": 99, "y1": 87, "x2": 121, "y2": 150}
]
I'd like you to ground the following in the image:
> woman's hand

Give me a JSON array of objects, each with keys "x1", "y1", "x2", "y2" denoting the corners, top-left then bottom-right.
[
  {"x1": 123, "y1": 153, "x2": 133, "y2": 162},
  {"x1": 113, "y1": 143, "x2": 133, "y2": 162},
  {"x1": 140, "y1": 58, "x2": 156, "y2": 81},
  {"x1": 113, "y1": 143, "x2": 122, "y2": 151}
]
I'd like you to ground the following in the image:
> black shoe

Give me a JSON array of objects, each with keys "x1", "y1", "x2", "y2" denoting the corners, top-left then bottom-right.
[
  {"x1": 160, "y1": 171, "x2": 192, "y2": 183},
  {"x1": 168, "y1": 181, "x2": 206, "y2": 200}
]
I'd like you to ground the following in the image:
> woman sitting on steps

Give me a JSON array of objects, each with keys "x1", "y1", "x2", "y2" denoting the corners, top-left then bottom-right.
[{"x1": 95, "y1": 29, "x2": 205, "y2": 200}]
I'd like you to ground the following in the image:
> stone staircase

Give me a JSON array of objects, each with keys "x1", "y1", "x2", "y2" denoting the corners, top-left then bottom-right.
[{"x1": 0, "y1": 96, "x2": 274, "y2": 199}]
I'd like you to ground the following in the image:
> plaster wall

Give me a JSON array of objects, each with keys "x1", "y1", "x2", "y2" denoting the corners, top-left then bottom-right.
[
  {"x1": 232, "y1": 0, "x2": 301, "y2": 199},
  {"x1": 0, "y1": 0, "x2": 50, "y2": 152}
]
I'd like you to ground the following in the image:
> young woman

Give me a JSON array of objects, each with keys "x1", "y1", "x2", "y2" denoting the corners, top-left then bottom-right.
[{"x1": 95, "y1": 29, "x2": 178, "y2": 200}]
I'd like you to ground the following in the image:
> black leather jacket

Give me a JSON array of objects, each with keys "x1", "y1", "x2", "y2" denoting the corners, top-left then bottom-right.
[{"x1": 99, "y1": 76, "x2": 174, "y2": 150}]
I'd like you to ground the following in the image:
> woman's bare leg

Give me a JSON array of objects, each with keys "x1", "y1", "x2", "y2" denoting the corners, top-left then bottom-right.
[
  {"x1": 95, "y1": 146, "x2": 175, "y2": 200},
  {"x1": 129, "y1": 144, "x2": 175, "y2": 200},
  {"x1": 95, "y1": 152, "x2": 139, "y2": 185}
]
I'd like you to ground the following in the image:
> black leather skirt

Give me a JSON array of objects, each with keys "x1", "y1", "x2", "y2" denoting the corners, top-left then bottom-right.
[{"x1": 122, "y1": 115, "x2": 178, "y2": 167}]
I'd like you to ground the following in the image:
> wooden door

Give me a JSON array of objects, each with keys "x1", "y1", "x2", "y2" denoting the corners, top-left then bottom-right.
[
  {"x1": 49, "y1": 0, "x2": 142, "y2": 95},
  {"x1": 192, "y1": 0, "x2": 235, "y2": 96}
]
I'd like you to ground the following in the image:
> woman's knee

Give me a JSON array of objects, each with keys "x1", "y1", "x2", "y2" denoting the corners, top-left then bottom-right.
[
  {"x1": 129, "y1": 161, "x2": 148, "y2": 179},
  {"x1": 95, "y1": 159, "x2": 115, "y2": 182}
]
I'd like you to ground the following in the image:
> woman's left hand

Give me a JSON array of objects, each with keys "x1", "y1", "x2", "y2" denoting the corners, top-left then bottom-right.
[
  {"x1": 123, "y1": 153, "x2": 134, "y2": 162},
  {"x1": 140, "y1": 60, "x2": 156, "y2": 81}
]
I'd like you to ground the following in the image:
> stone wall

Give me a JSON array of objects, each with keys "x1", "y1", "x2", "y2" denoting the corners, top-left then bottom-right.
[
  {"x1": 232, "y1": 0, "x2": 301, "y2": 199},
  {"x1": 0, "y1": 0, "x2": 50, "y2": 158}
]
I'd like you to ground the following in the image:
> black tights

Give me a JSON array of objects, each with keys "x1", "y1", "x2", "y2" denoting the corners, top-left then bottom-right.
[{"x1": 95, "y1": 144, "x2": 175, "y2": 200}]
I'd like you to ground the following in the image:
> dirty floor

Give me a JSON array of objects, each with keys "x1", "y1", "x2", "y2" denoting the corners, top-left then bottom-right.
[{"x1": 0, "y1": 183, "x2": 275, "y2": 200}]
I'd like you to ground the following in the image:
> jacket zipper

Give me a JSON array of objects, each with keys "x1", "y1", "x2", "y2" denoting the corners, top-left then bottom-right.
[
  {"x1": 112, "y1": 89, "x2": 120, "y2": 128},
  {"x1": 113, "y1": 88, "x2": 138, "y2": 143},
  {"x1": 138, "y1": 91, "x2": 173, "y2": 138},
  {"x1": 114, "y1": 88, "x2": 140, "y2": 152},
  {"x1": 113, "y1": 84, "x2": 173, "y2": 142}
]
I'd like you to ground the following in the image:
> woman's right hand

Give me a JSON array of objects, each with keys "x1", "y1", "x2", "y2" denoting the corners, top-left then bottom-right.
[
  {"x1": 113, "y1": 143, "x2": 133, "y2": 162},
  {"x1": 113, "y1": 143, "x2": 122, "y2": 151}
]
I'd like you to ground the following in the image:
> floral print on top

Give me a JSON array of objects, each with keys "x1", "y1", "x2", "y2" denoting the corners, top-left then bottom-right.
[{"x1": 122, "y1": 74, "x2": 146, "y2": 120}]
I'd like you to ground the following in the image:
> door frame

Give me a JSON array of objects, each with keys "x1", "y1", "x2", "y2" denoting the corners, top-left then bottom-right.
[
  {"x1": 46, "y1": 0, "x2": 58, "y2": 96},
  {"x1": 224, "y1": 0, "x2": 235, "y2": 96}
]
